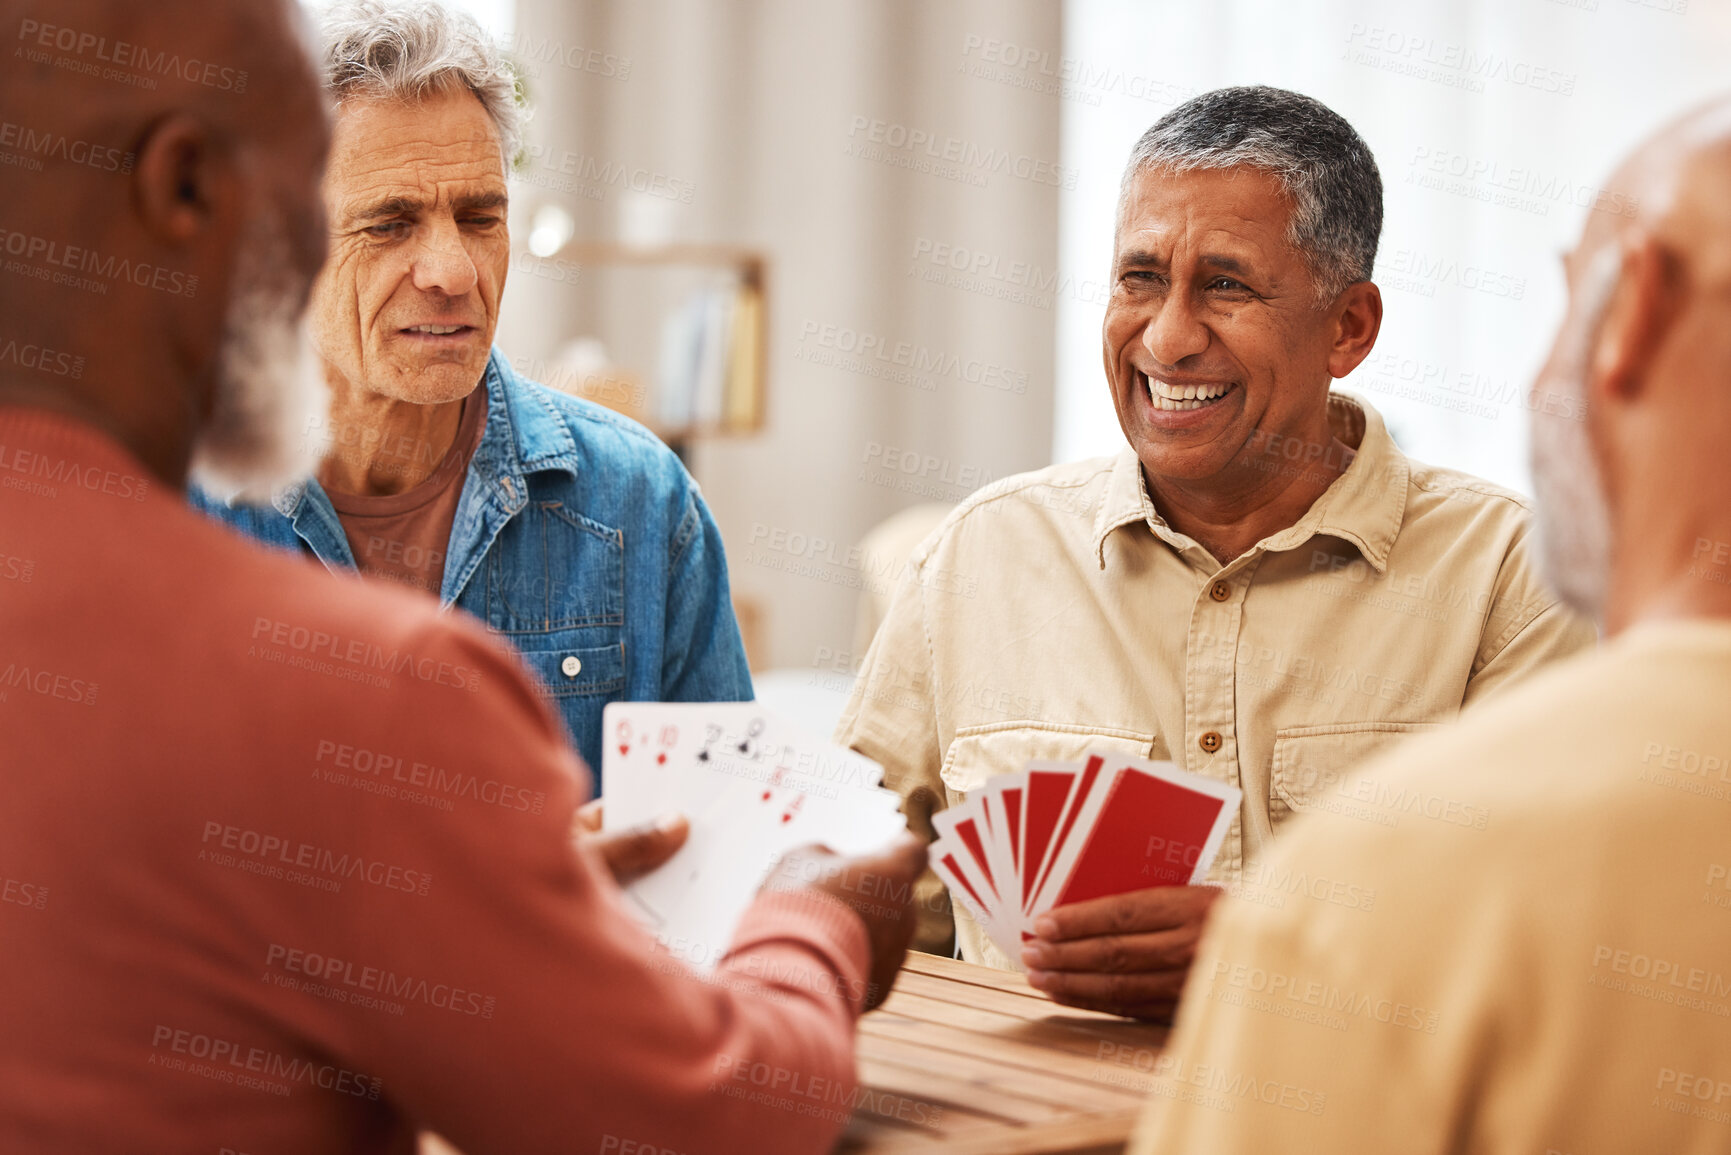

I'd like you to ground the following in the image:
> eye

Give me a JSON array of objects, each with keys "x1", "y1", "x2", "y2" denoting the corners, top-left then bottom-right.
[
  {"x1": 1207, "y1": 276, "x2": 1248, "y2": 292},
  {"x1": 461, "y1": 214, "x2": 503, "y2": 229},
  {"x1": 362, "y1": 221, "x2": 408, "y2": 239}
]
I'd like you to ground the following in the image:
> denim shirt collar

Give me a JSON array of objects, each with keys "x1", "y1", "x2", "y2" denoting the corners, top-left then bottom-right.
[
  {"x1": 467, "y1": 346, "x2": 584, "y2": 502},
  {"x1": 269, "y1": 348, "x2": 581, "y2": 605}
]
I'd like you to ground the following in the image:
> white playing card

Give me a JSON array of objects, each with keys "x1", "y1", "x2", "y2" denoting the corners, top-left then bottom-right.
[
  {"x1": 600, "y1": 702, "x2": 765, "y2": 833},
  {"x1": 602, "y1": 701, "x2": 907, "y2": 972},
  {"x1": 627, "y1": 779, "x2": 795, "y2": 970}
]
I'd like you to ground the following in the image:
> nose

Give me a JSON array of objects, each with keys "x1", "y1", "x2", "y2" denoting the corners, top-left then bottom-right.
[
  {"x1": 410, "y1": 216, "x2": 479, "y2": 299},
  {"x1": 1142, "y1": 288, "x2": 1210, "y2": 367}
]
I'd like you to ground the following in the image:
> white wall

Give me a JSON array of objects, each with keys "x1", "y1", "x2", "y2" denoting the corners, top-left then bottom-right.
[{"x1": 1056, "y1": 0, "x2": 1730, "y2": 492}]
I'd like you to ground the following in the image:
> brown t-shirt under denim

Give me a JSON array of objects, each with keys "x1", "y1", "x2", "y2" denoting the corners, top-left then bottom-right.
[{"x1": 328, "y1": 389, "x2": 487, "y2": 598}]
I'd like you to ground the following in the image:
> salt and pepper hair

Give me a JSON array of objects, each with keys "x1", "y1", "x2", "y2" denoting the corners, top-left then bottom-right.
[
  {"x1": 1119, "y1": 85, "x2": 1383, "y2": 301},
  {"x1": 318, "y1": 0, "x2": 523, "y2": 166}
]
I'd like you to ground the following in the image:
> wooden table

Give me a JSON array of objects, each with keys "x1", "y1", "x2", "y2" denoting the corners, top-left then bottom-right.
[
  {"x1": 421, "y1": 952, "x2": 1168, "y2": 1155},
  {"x1": 836, "y1": 952, "x2": 1168, "y2": 1154}
]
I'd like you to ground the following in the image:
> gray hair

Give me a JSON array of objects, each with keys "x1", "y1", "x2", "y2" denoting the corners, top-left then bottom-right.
[
  {"x1": 1119, "y1": 86, "x2": 1382, "y2": 301},
  {"x1": 318, "y1": 0, "x2": 524, "y2": 167}
]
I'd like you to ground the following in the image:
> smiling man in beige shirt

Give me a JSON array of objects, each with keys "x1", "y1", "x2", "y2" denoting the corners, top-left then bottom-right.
[
  {"x1": 837, "y1": 86, "x2": 1593, "y2": 1019},
  {"x1": 1131, "y1": 96, "x2": 1731, "y2": 1154}
]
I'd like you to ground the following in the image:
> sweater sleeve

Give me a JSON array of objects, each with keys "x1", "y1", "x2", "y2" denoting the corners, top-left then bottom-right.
[{"x1": 273, "y1": 618, "x2": 868, "y2": 1155}]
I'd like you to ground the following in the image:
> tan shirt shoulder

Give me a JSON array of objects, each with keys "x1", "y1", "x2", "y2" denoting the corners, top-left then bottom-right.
[{"x1": 907, "y1": 456, "x2": 1116, "y2": 561}]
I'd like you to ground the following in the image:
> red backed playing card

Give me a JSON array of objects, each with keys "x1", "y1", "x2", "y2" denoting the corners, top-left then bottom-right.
[
  {"x1": 952, "y1": 815, "x2": 999, "y2": 897},
  {"x1": 1020, "y1": 766, "x2": 1077, "y2": 908},
  {"x1": 1046, "y1": 765, "x2": 1230, "y2": 908},
  {"x1": 941, "y1": 845, "x2": 997, "y2": 914},
  {"x1": 1026, "y1": 756, "x2": 1103, "y2": 911}
]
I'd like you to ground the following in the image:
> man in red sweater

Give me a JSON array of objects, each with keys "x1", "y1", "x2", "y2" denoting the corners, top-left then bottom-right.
[{"x1": 0, "y1": 1, "x2": 924, "y2": 1152}]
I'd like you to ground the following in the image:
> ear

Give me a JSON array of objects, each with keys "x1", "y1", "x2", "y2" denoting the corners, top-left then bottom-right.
[
  {"x1": 1589, "y1": 232, "x2": 1680, "y2": 404},
  {"x1": 131, "y1": 113, "x2": 239, "y2": 245},
  {"x1": 1327, "y1": 280, "x2": 1383, "y2": 379}
]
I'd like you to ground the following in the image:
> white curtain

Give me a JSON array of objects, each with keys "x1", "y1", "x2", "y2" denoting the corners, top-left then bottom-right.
[{"x1": 1056, "y1": 0, "x2": 1730, "y2": 492}]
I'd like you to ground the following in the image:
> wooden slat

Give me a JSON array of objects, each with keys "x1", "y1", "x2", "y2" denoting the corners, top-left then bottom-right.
[
  {"x1": 833, "y1": 1111, "x2": 915, "y2": 1153},
  {"x1": 860, "y1": 1110, "x2": 1144, "y2": 1155},
  {"x1": 872, "y1": 990, "x2": 1163, "y2": 1069},
  {"x1": 901, "y1": 950, "x2": 1052, "y2": 996},
  {"x1": 855, "y1": 1055, "x2": 1072, "y2": 1125},
  {"x1": 844, "y1": 957, "x2": 1164, "y2": 1151},
  {"x1": 858, "y1": 1015, "x2": 1150, "y2": 1110},
  {"x1": 847, "y1": 1068, "x2": 1010, "y2": 1133},
  {"x1": 892, "y1": 970, "x2": 1170, "y2": 1046},
  {"x1": 856, "y1": 1033, "x2": 1134, "y2": 1113}
]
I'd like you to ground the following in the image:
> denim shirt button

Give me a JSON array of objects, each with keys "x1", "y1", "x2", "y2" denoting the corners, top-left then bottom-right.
[{"x1": 560, "y1": 655, "x2": 582, "y2": 678}]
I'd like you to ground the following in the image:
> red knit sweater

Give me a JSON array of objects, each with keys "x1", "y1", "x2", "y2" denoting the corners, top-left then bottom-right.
[{"x1": 0, "y1": 407, "x2": 870, "y2": 1155}]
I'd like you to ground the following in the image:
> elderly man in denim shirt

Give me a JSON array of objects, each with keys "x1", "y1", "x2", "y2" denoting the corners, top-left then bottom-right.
[{"x1": 191, "y1": 0, "x2": 751, "y2": 778}]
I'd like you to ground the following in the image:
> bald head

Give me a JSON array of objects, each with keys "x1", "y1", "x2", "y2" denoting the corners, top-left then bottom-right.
[
  {"x1": 1593, "y1": 101, "x2": 1731, "y2": 268},
  {"x1": 0, "y1": 0, "x2": 331, "y2": 487},
  {"x1": 1530, "y1": 95, "x2": 1731, "y2": 632}
]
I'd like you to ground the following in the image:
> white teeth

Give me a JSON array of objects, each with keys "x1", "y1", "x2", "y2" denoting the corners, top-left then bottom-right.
[
  {"x1": 410, "y1": 325, "x2": 462, "y2": 335},
  {"x1": 1142, "y1": 371, "x2": 1230, "y2": 410}
]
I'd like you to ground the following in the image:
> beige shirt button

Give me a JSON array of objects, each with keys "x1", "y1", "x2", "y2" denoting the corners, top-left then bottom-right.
[
  {"x1": 560, "y1": 656, "x2": 582, "y2": 678},
  {"x1": 1209, "y1": 580, "x2": 1231, "y2": 602},
  {"x1": 1199, "y1": 730, "x2": 1223, "y2": 754}
]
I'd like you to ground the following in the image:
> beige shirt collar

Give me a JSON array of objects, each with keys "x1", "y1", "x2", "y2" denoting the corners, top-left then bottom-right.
[{"x1": 1092, "y1": 389, "x2": 1409, "y2": 575}]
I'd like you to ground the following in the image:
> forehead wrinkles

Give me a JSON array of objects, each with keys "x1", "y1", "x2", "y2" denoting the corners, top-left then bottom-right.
[
  {"x1": 332, "y1": 143, "x2": 505, "y2": 220},
  {"x1": 1118, "y1": 216, "x2": 1280, "y2": 273},
  {"x1": 1118, "y1": 171, "x2": 1294, "y2": 257}
]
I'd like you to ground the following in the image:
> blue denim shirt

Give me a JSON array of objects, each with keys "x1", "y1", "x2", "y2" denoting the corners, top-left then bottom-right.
[{"x1": 188, "y1": 348, "x2": 754, "y2": 783}]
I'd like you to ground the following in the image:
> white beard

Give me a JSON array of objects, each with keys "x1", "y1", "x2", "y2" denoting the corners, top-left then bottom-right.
[
  {"x1": 1530, "y1": 246, "x2": 1621, "y2": 622},
  {"x1": 188, "y1": 212, "x2": 330, "y2": 502}
]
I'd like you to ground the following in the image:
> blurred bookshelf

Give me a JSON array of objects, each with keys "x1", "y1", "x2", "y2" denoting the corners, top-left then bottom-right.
[{"x1": 528, "y1": 241, "x2": 768, "y2": 453}]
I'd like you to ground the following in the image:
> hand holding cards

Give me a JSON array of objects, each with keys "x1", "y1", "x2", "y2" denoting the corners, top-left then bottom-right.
[
  {"x1": 930, "y1": 751, "x2": 1241, "y2": 966},
  {"x1": 601, "y1": 702, "x2": 908, "y2": 972}
]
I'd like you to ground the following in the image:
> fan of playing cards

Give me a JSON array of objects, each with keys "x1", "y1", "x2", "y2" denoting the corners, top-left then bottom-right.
[
  {"x1": 931, "y1": 752, "x2": 1242, "y2": 968},
  {"x1": 601, "y1": 702, "x2": 908, "y2": 972}
]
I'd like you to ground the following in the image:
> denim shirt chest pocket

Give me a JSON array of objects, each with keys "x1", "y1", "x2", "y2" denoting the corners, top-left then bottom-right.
[{"x1": 479, "y1": 499, "x2": 627, "y2": 743}]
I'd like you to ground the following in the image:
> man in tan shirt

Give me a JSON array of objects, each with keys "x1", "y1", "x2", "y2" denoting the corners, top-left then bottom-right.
[
  {"x1": 838, "y1": 86, "x2": 1593, "y2": 1018},
  {"x1": 1130, "y1": 99, "x2": 1731, "y2": 1153}
]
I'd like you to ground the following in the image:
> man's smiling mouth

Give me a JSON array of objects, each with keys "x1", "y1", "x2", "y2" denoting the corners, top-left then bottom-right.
[{"x1": 1138, "y1": 370, "x2": 1233, "y2": 412}]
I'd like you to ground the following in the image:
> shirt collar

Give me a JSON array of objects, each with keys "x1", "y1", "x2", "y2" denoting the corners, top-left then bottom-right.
[
  {"x1": 272, "y1": 347, "x2": 582, "y2": 518},
  {"x1": 1091, "y1": 389, "x2": 1409, "y2": 574},
  {"x1": 467, "y1": 347, "x2": 582, "y2": 507}
]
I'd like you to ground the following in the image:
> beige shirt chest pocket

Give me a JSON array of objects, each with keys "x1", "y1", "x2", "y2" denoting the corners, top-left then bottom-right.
[
  {"x1": 939, "y1": 722, "x2": 1159, "y2": 804},
  {"x1": 1269, "y1": 721, "x2": 1444, "y2": 829}
]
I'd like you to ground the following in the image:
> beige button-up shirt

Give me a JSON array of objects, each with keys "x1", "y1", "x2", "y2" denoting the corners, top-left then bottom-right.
[
  {"x1": 836, "y1": 392, "x2": 1595, "y2": 967},
  {"x1": 1130, "y1": 620, "x2": 1731, "y2": 1154}
]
